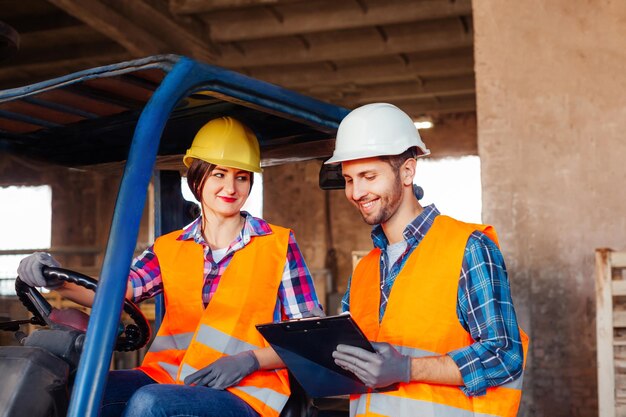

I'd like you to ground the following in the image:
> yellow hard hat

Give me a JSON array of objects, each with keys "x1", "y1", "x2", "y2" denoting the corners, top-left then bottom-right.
[{"x1": 183, "y1": 116, "x2": 262, "y2": 173}]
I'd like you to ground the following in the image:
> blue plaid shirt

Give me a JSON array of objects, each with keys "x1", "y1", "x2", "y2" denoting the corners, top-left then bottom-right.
[{"x1": 341, "y1": 204, "x2": 524, "y2": 396}]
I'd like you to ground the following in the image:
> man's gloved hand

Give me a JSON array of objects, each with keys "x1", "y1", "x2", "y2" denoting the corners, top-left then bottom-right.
[
  {"x1": 301, "y1": 305, "x2": 326, "y2": 318},
  {"x1": 332, "y1": 342, "x2": 411, "y2": 388},
  {"x1": 183, "y1": 350, "x2": 260, "y2": 390},
  {"x1": 17, "y1": 252, "x2": 63, "y2": 289}
]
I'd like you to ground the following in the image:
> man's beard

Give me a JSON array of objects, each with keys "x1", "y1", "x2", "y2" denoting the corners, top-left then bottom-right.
[{"x1": 360, "y1": 178, "x2": 403, "y2": 225}]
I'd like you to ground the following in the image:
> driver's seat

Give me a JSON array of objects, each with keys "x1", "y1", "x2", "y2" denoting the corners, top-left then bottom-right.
[{"x1": 279, "y1": 372, "x2": 317, "y2": 417}]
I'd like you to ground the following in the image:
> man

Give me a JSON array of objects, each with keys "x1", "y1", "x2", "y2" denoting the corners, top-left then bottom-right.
[{"x1": 328, "y1": 103, "x2": 528, "y2": 417}]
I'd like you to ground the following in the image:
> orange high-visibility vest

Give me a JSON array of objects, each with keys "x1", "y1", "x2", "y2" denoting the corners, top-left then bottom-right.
[
  {"x1": 349, "y1": 215, "x2": 529, "y2": 417},
  {"x1": 137, "y1": 224, "x2": 292, "y2": 417}
]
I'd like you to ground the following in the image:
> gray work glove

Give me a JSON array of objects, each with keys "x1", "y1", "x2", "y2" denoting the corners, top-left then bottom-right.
[
  {"x1": 17, "y1": 252, "x2": 63, "y2": 289},
  {"x1": 301, "y1": 305, "x2": 326, "y2": 318},
  {"x1": 332, "y1": 342, "x2": 411, "y2": 388},
  {"x1": 183, "y1": 350, "x2": 260, "y2": 390}
]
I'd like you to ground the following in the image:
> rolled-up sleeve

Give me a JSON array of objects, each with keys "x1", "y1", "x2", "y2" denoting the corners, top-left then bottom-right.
[
  {"x1": 128, "y1": 245, "x2": 164, "y2": 303},
  {"x1": 448, "y1": 232, "x2": 524, "y2": 396}
]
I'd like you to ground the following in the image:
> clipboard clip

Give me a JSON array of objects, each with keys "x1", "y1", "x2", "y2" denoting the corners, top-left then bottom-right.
[{"x1": 283, "y1": 320, "x2": 328, "y2": 332}]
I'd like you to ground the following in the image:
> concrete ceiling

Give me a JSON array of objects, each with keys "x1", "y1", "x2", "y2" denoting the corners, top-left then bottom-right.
[
  {"x1": 0, "y1": 0, "x2": 476, "y2": 157},
  {"x1": 0, "y1": 0, "x2": 474, "y2": 113}
]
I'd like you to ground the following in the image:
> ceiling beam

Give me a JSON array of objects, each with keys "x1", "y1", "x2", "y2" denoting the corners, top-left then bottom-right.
[
  {"x1": 391, "y1": 95, "x2": 476, "y2": 116},
  {"x1": 46, "y1": 0, "x2": 168, "y2": 56},
  {"x1": 0, "y1": 0, "x2": 59, "y2": 19},
  {"x1": 353, "y1": 75, "x2": 476, "y2": 103},
  {"x1": 241, "y1": 50, "x2": 474, "y2": 89},
  {"x1": 102, "y1": 0, "x2": 218, "y2": 60},
  {"x1": 0, "y1": 43, "x2": 130, "y2": 89},
  {"x1": 262, "y1": 138, "x2": 336, "y2": 166},
  {"x1": 205, "y1": 0, "x2": 472, "y2": 43},
  {"x1": 1, "y1": 41, "x2": 127, "y2": 69},
  {"x1": 420, "y1": 113, "x2": 477, "y2": 158},
  {"x1": 18, "y1": 25, "x2": 111, "y2": 50},
  {"x1": 309, "y1": 75, "x2": 475, "y2": 103},
  {"x1": 3, "y1": 10, "x2": 83, "y2": 34},
  {"x1": 263, "y1": 114, "x2": 480, "y2": 161},
  {"x1": 169, "y1": 0, "x2": 302, "y2": 14},
  {"x1": 216, "y1": 19, "x2": 472, "y2": 67}
]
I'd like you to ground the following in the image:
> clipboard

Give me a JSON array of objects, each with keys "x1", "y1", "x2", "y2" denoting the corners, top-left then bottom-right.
[{"x1": 256, "y1": 313, "x2": 375, "y2": 397}]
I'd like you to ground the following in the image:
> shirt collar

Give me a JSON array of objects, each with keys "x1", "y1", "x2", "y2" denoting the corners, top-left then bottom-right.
[
  {"x1": 177, "y1": 211, "x2": 272, "y2": 247},
  {"x1": 371, "y1": 204, "x2": 440, "y2": 250}
]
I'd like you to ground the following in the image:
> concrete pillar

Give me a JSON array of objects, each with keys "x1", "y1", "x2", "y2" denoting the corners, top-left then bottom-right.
[{"x1": 473, "y1": 1, "x2": 626, "y2": 416}]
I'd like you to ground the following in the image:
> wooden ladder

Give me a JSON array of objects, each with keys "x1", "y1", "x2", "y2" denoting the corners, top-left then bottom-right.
[{"x1": 596, "y1": 249, "x2": 626, "y2": 417}]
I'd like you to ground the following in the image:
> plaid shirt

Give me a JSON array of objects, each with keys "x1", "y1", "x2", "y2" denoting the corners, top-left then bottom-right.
[
  {"x1": 341, "y1": 204, "x2": 524, "y2": 396},
  {"x1": 129, "y1": 212, "x2": 320, "y2": 321}
]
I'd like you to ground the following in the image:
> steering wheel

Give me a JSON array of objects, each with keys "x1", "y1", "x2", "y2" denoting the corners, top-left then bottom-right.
[{"x1": 15, "y1": 266, "x2": 151, "y2": 352}]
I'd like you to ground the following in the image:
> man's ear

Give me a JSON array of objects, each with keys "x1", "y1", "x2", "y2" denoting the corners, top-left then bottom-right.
[{"x1": 401, "y1": 158, "x2": 417, "y2": 186}]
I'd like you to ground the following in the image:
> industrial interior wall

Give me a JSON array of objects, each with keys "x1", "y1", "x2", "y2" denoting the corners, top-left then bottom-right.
[
  {"x1": 0, "y1": 155, "x2": 112, "y2": 273},
  {"x1": 0, "y1": 154, "x2": 152, "y2": 333},
  {"x1": 473, "y1": 1, "x2": 626, "y2": 416},
  {"x1": 0, "y1": 155, "x2": 110, "y2": 343},
  {"x1": 2, "y1": 157, "x2": 154, "y2": 268}
]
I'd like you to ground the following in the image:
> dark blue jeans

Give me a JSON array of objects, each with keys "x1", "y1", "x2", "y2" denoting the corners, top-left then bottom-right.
[{"x1": 100, "y1": 369, "x2": 259, "y2": 417}]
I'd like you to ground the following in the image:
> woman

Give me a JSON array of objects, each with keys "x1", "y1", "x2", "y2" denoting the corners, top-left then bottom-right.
[{"x1": 17, "y1": 116, "x2": 321, "y2": 417}]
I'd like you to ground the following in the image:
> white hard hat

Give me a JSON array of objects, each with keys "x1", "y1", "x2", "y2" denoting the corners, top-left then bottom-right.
[{"x1": 325, "y1": 103, "x2": 430, "y2": 164}]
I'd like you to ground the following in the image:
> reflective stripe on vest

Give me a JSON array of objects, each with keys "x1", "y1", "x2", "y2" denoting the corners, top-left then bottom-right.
[
  {"x1": 158, "y1": 361, "x2": 181, "y2": 382},
  {"x1": 349, "y1": 215, "x2": 529, "y2": 417},
  {"x1": 350, "y1": 397, "x2": 366, "y2": 417},
  {"x1": 150, "y1": 332, "x2": 195, "y2": 352},
  {"x1": 179, "y1": 363, "x2": 197, "y2": 382},
  {"x1": 195, "y1": 324, "x2": 259, "y2": 355},
  {"x1": 364, "y1": 394, "x2": 501, "y2": 417},
  {"x1": 234, "y1": 385, "x2": 290, "y2": 412},
  {"x1": 175, "y1": 325, "x2": 263, "y2": 382},
  {"x1": 137, "y1": 224, "x2": 292, "y2": 417}
]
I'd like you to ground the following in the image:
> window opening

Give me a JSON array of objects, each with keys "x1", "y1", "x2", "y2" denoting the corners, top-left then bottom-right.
[
  {"x1": 0, "y1": 185, "x2": 52, "y2": 295},
  {"x1": 414, "y1": 156, "x2": 482, "y2": 224}
]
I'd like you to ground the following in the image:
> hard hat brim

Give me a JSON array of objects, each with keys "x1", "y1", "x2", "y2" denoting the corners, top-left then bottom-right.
[
  {"x1": 183, "y1": 152, "x2": 263, "y2": 173},
  {"x1": 324, "y1": 146, "x2": 430, "y2": 165}
]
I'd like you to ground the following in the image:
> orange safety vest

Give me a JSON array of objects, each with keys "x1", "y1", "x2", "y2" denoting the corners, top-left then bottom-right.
[
  {"x1": 137, "y1": 224, "x2": 291, "y2": 417},
  {"x1": 349, "y1": 215, "x2": 529, "y2": 417}
]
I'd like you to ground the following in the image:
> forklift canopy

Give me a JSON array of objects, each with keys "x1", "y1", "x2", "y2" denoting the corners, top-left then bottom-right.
[
  {"x1": 0, "y1": 55, "x2": 349, "y2": 417},
  {"x1": 0, "y1": 54, "x2": 347, "y2": 168}
]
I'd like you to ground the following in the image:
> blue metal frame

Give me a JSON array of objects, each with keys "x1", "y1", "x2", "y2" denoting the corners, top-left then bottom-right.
[
  {"x1": 61, "y1": 56, "x2": 348, "y2": 417},
  {"x1": 0, "y1": 55, "x2": 177, "y2": 101},
  {"x1": 67, "y1": 57, "x2": 197, "y2": 417}
]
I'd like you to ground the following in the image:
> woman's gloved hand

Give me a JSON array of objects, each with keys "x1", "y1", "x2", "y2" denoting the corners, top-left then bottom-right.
[
  {"x1": 17, "y1": 252, "x2": 63, "y2": 289},
  {"x1": 183, "y1": 350, "x2": 260, "y2": 390},
  {"x1": 333, "y1": 342, "x2": 411, "y2": 388}
]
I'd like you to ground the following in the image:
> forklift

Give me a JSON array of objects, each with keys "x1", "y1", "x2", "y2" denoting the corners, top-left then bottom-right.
[{"x1": 0, "y1": 55, "x2": 349, "y2": 417}]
